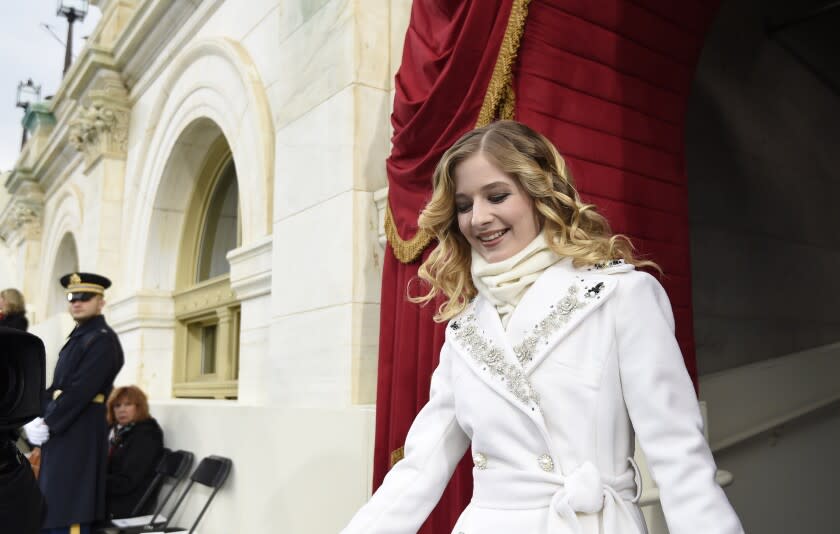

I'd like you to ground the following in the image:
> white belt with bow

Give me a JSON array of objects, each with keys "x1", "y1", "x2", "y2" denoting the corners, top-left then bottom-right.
[
  {"x1": 546, "y1": 460, "x2": 641, "y2": 534},
  {"x1": 471, "y1": 459, "x2": 642, "y2": 534}
]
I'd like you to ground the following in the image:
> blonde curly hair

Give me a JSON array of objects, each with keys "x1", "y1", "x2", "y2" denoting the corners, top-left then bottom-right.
[{"x1": 411, "y1": 120, "x2": 658, "y2": 322}]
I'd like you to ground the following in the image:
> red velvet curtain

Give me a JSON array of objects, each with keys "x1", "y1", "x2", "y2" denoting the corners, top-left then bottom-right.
[
  {"x1": 512, "y1": 0, "x2": 720, "y2": 384},
  {"x1": 376, "y1": 1, "x2": 720, "y2": 532}
]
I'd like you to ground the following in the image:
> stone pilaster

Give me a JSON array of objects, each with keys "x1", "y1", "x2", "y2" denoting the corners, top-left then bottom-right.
[{"x1": 67, "y1": 74, "x2": 130, "y2": 286}]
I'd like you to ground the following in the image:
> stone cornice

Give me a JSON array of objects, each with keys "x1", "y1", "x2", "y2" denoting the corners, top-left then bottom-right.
[
  {"x1": 107, "y1": 290, "x2": 176, "y2": 333},
  {"x1": 7, "y1": 1, "x2": 136, "y2": 196},
  {"x1": 5, "y1": 168, "x2": 36, "y2": 196},
  {"x1": 6, "y1": 0, "x2": 223, "y2": 194},
  {"x1": 228, "y1": 236, "x2": 273, "y2": 301},
  {"x1": 51, "y1": 45, "x2": 120, "y2": 106}
]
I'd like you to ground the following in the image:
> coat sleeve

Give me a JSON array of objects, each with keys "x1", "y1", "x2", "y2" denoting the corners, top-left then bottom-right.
[
  {"x1": 341, "y1": 344, "x2": 470, "y2": 534},
  {"x1": 43, "y1": 334, "x2": 119, "y2": 435},
  {"x1": 107, "y1": 427, "x2": 164, "y2": 495},
  {"x1": 615, "y1": 272, "x2": 743, "y2": 534}
]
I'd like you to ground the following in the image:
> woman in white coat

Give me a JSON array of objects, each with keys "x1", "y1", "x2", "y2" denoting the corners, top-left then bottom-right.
[{"x1": 342, "y1": 120, "x2": 743, "y2": 534}]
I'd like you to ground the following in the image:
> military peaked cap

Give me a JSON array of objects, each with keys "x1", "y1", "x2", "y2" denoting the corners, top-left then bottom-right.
[{"x1": 60, "y1": 272, "x2": 112, "y2": 295}]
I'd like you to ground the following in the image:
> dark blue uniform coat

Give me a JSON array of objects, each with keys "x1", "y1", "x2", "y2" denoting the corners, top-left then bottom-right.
[{"x1": 39, "y1": 315, "x2": 124, "y2": 529}]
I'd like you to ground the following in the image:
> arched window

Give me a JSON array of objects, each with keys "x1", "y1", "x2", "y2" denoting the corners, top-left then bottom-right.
[
  {"x1": 197, "y1": 160, "x2": 239, "y2": 282},
  {"x1": 173, "y1": 137, "x2": 241, "y2": 399},
  {"x1": 49, "y1": 233, "x2": 79, "y2": 316}
]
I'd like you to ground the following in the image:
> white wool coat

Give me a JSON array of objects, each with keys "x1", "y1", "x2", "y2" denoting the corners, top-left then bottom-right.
[{"x1": 342, "y1": 260, "x2": 743, "y2": 534}]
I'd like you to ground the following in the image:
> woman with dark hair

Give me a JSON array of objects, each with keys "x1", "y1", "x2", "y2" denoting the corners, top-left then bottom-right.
[
  {"x1": 104, "y1": 385, "x2": 164, "y2": 519},
  {"x1": 0, "y1": 288, "x2": 28, "y2": 331}
]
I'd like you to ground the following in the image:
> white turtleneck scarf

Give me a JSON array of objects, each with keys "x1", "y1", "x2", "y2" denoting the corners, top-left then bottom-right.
[{"x1": 471, "y1": 233, "x2": 561, "y2": 329}]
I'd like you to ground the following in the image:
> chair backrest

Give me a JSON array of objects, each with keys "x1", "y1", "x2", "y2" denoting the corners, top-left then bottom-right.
[
  {"x1": 162, "y1": 455, "x2": 233, "y2": 534},
  {"x1": 191, "y1": 455, "x2": 232, "y2": 488},
  {"x1": 127, "y1": 448, "x2": 171, "y2": 517},
  {"x1": 160, "y1": 449, "x2": 195, "y2": 479},
  {"x1": 142, "y1": 450, "x2": 195, "y2": 526}
]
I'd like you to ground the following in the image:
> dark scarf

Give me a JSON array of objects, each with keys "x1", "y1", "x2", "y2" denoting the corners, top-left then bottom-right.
[{"x1": 109, "y1": 423, "x2": 135, "y2": 458}]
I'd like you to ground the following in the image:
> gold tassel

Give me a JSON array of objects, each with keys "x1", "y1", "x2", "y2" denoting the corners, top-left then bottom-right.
[{"x1": 389, "y1": 446, "x2": 405, "y2": 467}]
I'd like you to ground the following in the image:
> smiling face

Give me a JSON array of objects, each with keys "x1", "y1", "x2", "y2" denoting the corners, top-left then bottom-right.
[{"x1": 454, "y1": 152, "x2": 541, "y2": 263}]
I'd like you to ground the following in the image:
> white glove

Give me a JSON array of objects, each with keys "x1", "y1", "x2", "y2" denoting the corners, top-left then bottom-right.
[{"x1": 24, "y1": 417, "x2": 50, "y2": 446}]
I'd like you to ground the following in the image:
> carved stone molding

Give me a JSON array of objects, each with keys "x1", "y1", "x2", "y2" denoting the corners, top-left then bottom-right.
[
  {"x1": 68, "y1": 78, "x2": 131, "y2": 169},
  {"x1": 0, "y1": 183, "x2": 44, "y2": 244}
]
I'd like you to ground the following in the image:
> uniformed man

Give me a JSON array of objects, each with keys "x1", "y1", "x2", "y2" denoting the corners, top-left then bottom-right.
[{"x1": 24, "y1": 273, "x2": 124, "y2": 534}]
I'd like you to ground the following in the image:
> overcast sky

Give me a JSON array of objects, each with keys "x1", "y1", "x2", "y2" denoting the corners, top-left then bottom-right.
[{"x1": 0, "y1": 3, "x2": 101, "y2": 172}]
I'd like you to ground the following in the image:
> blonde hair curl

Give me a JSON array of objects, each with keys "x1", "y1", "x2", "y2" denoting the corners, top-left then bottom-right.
[{"x1": 411, "y1": 120, "x2": 659, "y2": 322}]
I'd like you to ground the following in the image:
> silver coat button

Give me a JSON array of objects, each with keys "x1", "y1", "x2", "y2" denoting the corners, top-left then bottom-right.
[{"x1": 537, "y1": 454, "x2": 554, "y2": 472}]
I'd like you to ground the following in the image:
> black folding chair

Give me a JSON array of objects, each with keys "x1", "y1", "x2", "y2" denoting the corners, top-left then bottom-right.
[
  {"x1": 96, "y1": 449, "x2": 194, "y2": 534},
  {"x1": 154, "y1": 455, "x2": 233, "y2": 534},
  {"x1": 128, "y1": 447, "x2": 171, "y2": 517}
]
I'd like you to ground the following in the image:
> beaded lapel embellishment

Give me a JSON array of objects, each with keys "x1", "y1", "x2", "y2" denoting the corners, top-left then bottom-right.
[
  {"x1": 450, "y1": 311, "x2": 540, "y2": 407},
  {"x1": 513, "y1": 280, "x2": 606, "y2": 367}
]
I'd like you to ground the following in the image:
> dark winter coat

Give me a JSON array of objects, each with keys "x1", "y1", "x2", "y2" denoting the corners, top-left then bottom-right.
[
  {"x1": 0, "y1": 311, "x2": 28, "y2": 331},
  {"x1": 39, "y1": 315, "x2": 124, "y2": 528},
  {"x1": 0, "y1": 436, "x2": 44, "y2": 534},
  {"x1": 106, "y1": 418, "x2": 165, "y2": 519}
]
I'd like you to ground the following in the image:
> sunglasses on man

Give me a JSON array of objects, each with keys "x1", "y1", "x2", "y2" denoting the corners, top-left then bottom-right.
[{"x1": 67, "y1": 292, "x2": 98, "y2": 303}]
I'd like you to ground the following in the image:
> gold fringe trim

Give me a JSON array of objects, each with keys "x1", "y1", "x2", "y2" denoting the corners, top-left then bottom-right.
[
  {"x1": 387, "y1": 0, "x2": 531, "y2": 264},
  {"x1": 389, "y1": 446, "x2": 405, "y2": 467},
  {"x1": 385, "y1": 204, "x2": 434, "y2": 263},
  {"x1": 499, "y1": 81, "x2": 517, "y2": 121},
  {"x1": 476, "y1": 0, "x2": 531, "y2": 127}
]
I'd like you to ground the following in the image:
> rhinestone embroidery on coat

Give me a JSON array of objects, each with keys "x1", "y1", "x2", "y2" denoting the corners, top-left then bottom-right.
[
  {"x1": 513, "y1": 282, "x2": 600, "y2": 366},
  {"x1": 587, "y1": 258, "x2": 625, "y2": 271},
  {"x1": 450, "y1": 312, "x2": 540, "y2": 406}
]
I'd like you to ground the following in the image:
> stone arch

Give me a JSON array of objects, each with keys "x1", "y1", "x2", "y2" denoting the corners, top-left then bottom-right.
[
  {"x1": 126, "y1": 37, "x2": 273, "y2": 291},
  {"x1": 143, "y1": 118, "x2": 231, "y2": 290},
  {"x1": 39, "y1": 187, "x2": 83, "y2": 317}
]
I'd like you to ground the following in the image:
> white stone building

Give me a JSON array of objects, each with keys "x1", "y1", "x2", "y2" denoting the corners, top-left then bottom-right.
[{"x1": 1, "y1": 1, "x2": 404, "y2": 531}]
